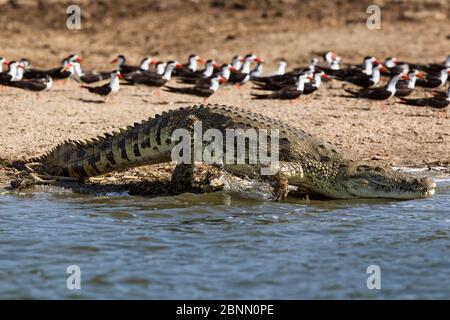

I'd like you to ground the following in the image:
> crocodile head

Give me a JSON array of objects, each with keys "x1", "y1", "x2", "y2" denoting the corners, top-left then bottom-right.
[{"x1": 335, "y1": 163, "x2": 436, "y2": 199}]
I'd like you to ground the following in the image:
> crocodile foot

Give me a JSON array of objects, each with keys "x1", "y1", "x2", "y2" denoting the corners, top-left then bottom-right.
[{"x1": 270, "y1": 171, "x2": 290, "y2": 201}]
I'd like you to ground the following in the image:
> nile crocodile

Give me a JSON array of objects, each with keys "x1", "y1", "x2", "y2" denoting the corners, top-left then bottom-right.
[{"x1": 18, "y1": 104, "x2": 436, "y2": 200}]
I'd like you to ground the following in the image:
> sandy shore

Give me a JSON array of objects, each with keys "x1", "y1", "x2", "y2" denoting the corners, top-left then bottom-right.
[{"x1": 0, "y1": 0, "x2": 449, "y2": 188}]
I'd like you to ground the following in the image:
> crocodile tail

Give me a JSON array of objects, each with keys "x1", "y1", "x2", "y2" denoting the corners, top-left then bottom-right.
[
  {"x1": 27, "y1": 138, "x2": 108, "y2": 177},
  {"x1": 25, "y1": 110, "x2": 181, "y2": 178}
]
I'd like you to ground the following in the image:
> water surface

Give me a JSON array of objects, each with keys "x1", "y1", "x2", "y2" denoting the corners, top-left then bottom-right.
[{"x1": 0, "y1": 172, "x2": 449, "y2": 299}]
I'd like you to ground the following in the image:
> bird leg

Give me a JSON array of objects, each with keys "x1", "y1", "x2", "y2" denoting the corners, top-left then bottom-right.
[
  {"x1": 304, "y1": 95, "x2": 313, "y2": 103},
  {"x1": 435, "y1": 110, "x2": 446, "y2": 118},
  {"x1": 156, "y1": 88, "x2": 161, "y2": 97}
]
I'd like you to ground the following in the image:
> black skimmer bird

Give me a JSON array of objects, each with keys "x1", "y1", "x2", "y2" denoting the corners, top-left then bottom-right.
[
  {"x1": 153, "y1": 61, "x2": 167, "y2": 76},
  {"x1": 303, "y1": 71, "x2": 330, "y2": 94},
  {"x1": 270, "y1": 59, "x2": 288, "y2": 76},
  {"x1": 164, "y1": 75, "x2": 225, "y2": 102},
  {"x1": 228, "y1": 54, "x2": 263, "y2": 86},
  {"x1": 415, "y1": 68, "x2": 449, "y2": 88},
  {"x1": 431, "y1": 87, "x2": 450, "y2": 99},
  {"x1": 291, "y1": 58, "x2": 319, "y2": 74},
  {"x1": 111, "y1": 55, "x2": 156, "y2": 75},
  {"x1": 398, "y1": 87, "x2": 449, "y2": 109},
  {"x1": 253, "y1": 58, "x2": 316, "y2": 86},
  {"x1": 0, "y1": 57, "x2": 9, "y2": 73},
  {"x1": 23, "y1": 58, "x2": 73, "y2": 80},
  {"x1": 0, "y1": 61, "x2": 19, "y2": 84},
  {"x1": 337, "y1": 56, "x2": 379, "y2": 80},
  {"x1": 183, "y1": 54, "x2": 203, "y2": 72},
  {"x1": 251, "y1": 74, "x2": 311, "y2": 100},
  {"x1": 14, "y1": 60, "x2": 27, "y2": 81},
  {"x1": 71, "y1": 61, "x2": 111, "y2": 84},
  {"x1": 213, "y1": 64, "x2": 235, "y2": 81},
  {"x1": 344, "y1": 63, "x2": 387, "y2": 88},
  {"x1": 111, "y1": 54, "x2": 132, "y2": 74},
  {"x1": 383, "y1": 57, "x2": 398, "y2": 70},
  {"x1": 356, "y1": 56, "x2": 379, "y2": 75},
  {"x1": 252, "y1": 70, "x2": 326, "y2": 93},
  {"x1": 317, "y1": 59, "x2": 342, "y2": 77},
  {"x1": 412, "y1": 55, "x2": 450, "y2": 74},
  {"x1": 323, "y1": 51, "x2": 339, "y2": 65},
  {"x1": 251, "y1": 60, "x2": 292, "y2": 84},
  {"x1": 7, "y1": 75, "x2": 53, "y2": 92},
  {"x1": 176, "y1": 60, "x2": 219, "y2": 84},
  {"x1": 250, "y1": 60, "x2": 264, "y2": 79},
  {"x1": 123, "y1": 61, "x2": 181, "y2": 95},
  {"x1": 123, "y1": 61, "x2": 166, "y2": 83},
  {"x1": 252, "y1": 65, "x2": 314, "y2": 91},
  {"x1": 380, "y1": 57, "x2": 410, "y2": 77},
  {"x1": 394, "y1": 70, "x2": 423, "y2": 97},
  {"x1": 344, "y1": 74, "x2": 408, "y2": 100},
  {"x1": 173, "y1": 54, "x2": 203, "y2": 77},
  {"x1": 81, "y1": 70, "x2": 122, "y2": 101},
  {"x1": 231, "y1": 55, "x2": 244, "y2": 71}
]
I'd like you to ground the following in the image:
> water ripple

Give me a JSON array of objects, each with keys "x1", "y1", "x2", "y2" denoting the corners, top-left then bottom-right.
[{"x1": 0, "y1": 176, "x2": 449, "y2": 299}]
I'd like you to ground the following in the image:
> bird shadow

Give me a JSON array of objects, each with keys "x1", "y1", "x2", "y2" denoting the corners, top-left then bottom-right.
[
  {"x1": 77, "y1": 98, "x2": 105, "y2": 104},
  {"x1": 50, "y1": 89, "x2": 72, "y2": 93},
  {"x1": 338, "y1": 94, "x2": 358, "y2": 99},
  {"x1": 129, "y1": 93, "x2": 153, "y2": 97},
  {"x1": 141, "y1": 99, "x2": 191, "y2": 105}
]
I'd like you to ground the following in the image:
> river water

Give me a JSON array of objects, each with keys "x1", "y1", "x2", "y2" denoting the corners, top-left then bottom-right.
[{"x1": 0, "y1": 170, "x2": 449, "y2": 299}]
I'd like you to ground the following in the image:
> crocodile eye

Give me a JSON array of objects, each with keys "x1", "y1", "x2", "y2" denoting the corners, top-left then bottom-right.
[
  {"x1": 357, "y1": 165, "x2": 371, "y2": 172},
  {"x1": 374, "y1": 167, "x2": 384, "y2": 172}
]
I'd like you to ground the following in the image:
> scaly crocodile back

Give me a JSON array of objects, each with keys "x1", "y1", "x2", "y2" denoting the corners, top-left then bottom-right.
[{"x1": 30, "y1": 104, "x2": 344, "y2": 178}]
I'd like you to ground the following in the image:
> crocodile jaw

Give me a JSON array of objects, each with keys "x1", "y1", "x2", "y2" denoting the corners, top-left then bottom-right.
[
  {"x1": 341, "y1": 165, "x2": 437, "y2": 199},
  {"x1": 289, "y1": 162, "x2": 437, "y2": 200},
  {"x1": 344, "y1": 178, "x2": 436, "y2": 199}
]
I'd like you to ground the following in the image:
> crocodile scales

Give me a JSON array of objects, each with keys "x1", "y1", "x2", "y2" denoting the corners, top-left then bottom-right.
[{"x1": 25, "y1": 104, "x2": 436, "y2": 200}]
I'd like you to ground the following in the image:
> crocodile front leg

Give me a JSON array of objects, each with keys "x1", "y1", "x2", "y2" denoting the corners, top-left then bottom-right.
[
  {"x1": 169, "y1": 163, "x2": 194, "y2": 193},
  {"x1": 268, "y1": 170, "x2": 290, "y2": 201},
  {"x1": 168, "y1": 114, "x2": 198, "y2": 194}
]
